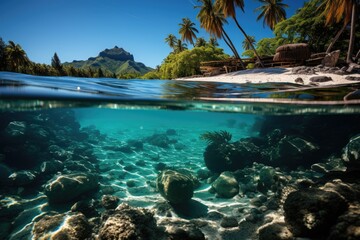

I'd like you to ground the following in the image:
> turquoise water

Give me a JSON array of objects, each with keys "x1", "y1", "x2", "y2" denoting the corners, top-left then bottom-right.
[{"x1": 1, "y1": 72, "x2": 360, "y2": 239}]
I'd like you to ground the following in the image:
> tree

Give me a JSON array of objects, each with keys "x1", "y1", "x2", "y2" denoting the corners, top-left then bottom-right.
[
  {"x1": 165, "y1": 34, "x2": 177, "y2": 50},
  {"x1": 51, "y1": 52, "x2": 64, "y2": 75},
  {"x1": 179, "y1": 18, "x2": 199, "y2": 46},
  {"x1": 174, "y1": 39, "x2": 188, "y2": 53},
  {"x1": 195, "y1": 37, "x2": 207, "y2": 47},
  {"x1": 255, "y1": 0, "x2": 289, "y2": 30},
  {"x1": 196, "y1": 0, "x2": 244, "y2": 68},
  {"x1": 0, "y1": 38, "x2": 6, "y2": 70},
  {"x1": 5, "y1": 41, "x2": 30, "y2": 72},
  {"x1": 321, "y1": 0, "x2": 359, "y2": 63},
  {"x1": 215, "y1": 0, "x2": 264, "y2": 67},
  {"x1": 209, "y1": 37, "x2": 219, "y2": 47},
  {"x1": 242, "y1": 35, "x2": 256, "y2": 50}
]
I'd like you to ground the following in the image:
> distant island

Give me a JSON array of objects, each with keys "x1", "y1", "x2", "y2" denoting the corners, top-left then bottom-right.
[{"x1": 64, "y1": 46, "x2": 153, "y2": 77}]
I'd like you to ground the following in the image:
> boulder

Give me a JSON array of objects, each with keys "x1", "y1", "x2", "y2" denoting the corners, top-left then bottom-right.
[
  {"x1": 156, "y1": 169, "x2": 195, "y2": 204},
  {"x1": 101, "y1": 195, "x2": 120, "y2": 210},
  {"x1": 322, "y1": 50, "x2": 340, "y2": 67},
  {"x1": 258, "y1": 222, "x2": 293, "y2": 240},
  {"x1": 98, "y1": 203, "x2": 166, "y2": 240},
  {"x1": 4, "y1": 121, "x2": 26, "y2": 138},
  {"x1": 40, "y1": 160, "x2": 63, "y2": 174},
  {"x1": 44, "y1": 173, "x2": 99, "y2": 204},
  {"x1": 211, "y1": 171, "x2": 239, "y2": 198},
  {"x1": 284, "y1": 188, "x2": 348, "y2": 237},
  {"x1": 32, "y1": 213, "x2": 91, "y2": 240},
  {"x1": 220, "y1": 216, "x2": 239, "y2": 228},
  {"x1": 273, "y1": 43, "x2": 311, "y2": 62},
  {"x1": 204, "y1": 140, "x2": 263, "y2": 173},
  {"x1": 310, "y1": 76, "x2": 333, "y2": 82},
  {"x1": 342, "y1": 134, "x2": 360, "y2": 170},
  {"x1": 328, "y1": 205, "x2": 360, "y2": 240},
  {"x1": 272, "y1": 136, "x2": 319, "y2": 168},
  {"x1": 8, "y1": 170, "x2": 36, "y2": 186}
]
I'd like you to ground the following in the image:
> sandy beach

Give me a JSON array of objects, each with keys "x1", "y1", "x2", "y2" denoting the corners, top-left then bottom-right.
[{"x1": 177, "y1": 67, "x2": 360, "y2": 86}]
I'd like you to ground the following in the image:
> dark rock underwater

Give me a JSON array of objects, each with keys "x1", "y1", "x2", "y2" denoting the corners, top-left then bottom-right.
[{"x1": 0, "y1": 109, "x2": 360, "y2": 239}]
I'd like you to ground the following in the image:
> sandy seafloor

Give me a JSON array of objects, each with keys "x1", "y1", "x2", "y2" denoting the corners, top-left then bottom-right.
[{"x1": 78, "y1": 109, "x2": 263, "y2": 239}]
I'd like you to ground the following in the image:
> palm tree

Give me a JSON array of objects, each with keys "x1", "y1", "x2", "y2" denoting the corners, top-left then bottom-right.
[
  {"x1": 321, "y1": 0, "x2": 358, "y2": 63},
  {"x1": 216, "y1": 0, "x2": 264, "y2": 67},
  {"x1": 242, "y1": 35, "x2": 256, "y2": 50},
  {"x1": 179, "y1": 18, "x2": 199, "y2": 46},
  {"x1": 5, "y1": 41, "x2": 30, "y2": 72},
  {"x1": 209, "y1": 37, "x2": 219, "y2": 47},
  {"x1": 255, "y1": 0, "x2": 288, "y2": 30},
  {"x1": 195, "y1": 37, "x2": 207, "y2": 47},
  {"x1": 165, "y1": 34, "x2": 178, "y2": 50},
  {"x1": 196, "y1": 0, "x2": 244, "y2": 68},
  {"x1": 174, "y1": 39, "x2": 188, "y2": 53}
]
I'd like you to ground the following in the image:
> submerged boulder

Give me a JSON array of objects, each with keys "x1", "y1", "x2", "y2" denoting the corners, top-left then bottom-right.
[
  {"x1": 271, "y1": 136, "x2": 320, "y2": 168},
  {"x1": 44, "y1": 173, "x2": 99, "y2": 204},
  {"x1": 204, "y1": 140, "x2": 263, "y2": 173},
  {"x1": 284, "y1": 188, "x2": 348, "y2": 237},
  {"x1": 342, "y1": 134, "x2": 360, "y2": 170},
  {"x1": 98, "y1": 203, "x2": 166, "y2": 240},
  {"x1": 32, "y1": 213, "x2": 91, "y2": 240},
  {"x1": 211, "y1": 171, "x2": 239, "y2": 198},
  {"x1": 156, "y1": 169, "x2": 195, "y2": 204}
]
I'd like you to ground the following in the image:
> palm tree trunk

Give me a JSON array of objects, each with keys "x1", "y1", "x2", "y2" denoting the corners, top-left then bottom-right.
[
  {"x1": 346, "y1": 2, "x2": 357, "y2": 64},
  {"x1": 233, "y1": 17, "x2": 264, "y2": 68},
  {"x1": 326, "y1": 22, "x2": 348, "y2": 54},
  {"x1": 221, "y1": 28, "x2": 245, "y2": 69}
]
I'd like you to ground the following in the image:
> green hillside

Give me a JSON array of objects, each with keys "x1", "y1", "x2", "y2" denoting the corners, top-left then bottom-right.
[{"x1": 64, "y1": 46, "x2": 153, "y2": 75}]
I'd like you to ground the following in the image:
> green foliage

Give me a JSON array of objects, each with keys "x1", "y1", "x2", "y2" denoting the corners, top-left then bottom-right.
[
  {"x1": 200, "y1": 130, "x2": 232, "y2": 144},
  {"x1": 117, "y1": 72, "x2": 141, "y2": 79},
  {"x1": 159, "y1": 45, "x2": 229, "y2": 79},
  {"x1": 246, "y1": 63, "x2": 255, "y2": 69},
  {"x1": 141, "y1": 71, "x2": 161, "y2": 79},
  {"x1": 242, "y1": 49, "x2": 255, "y2": 58}
]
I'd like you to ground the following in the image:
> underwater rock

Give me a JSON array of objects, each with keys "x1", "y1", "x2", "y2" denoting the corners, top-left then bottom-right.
[
  {"x1": 64, "y1": 160, "x2": 96, "y2": 173},
  {"x1": 220, "y1": 216, "x2": 238, "y2": 228},
  {"x1": 156, "y1": 169, "x2": 195, "y2": 204},
  {"x1": 101, "y1": 195, "x2": 120, "y2": 210},
  {"x1": 44, "y1": 173, "x2": 99, "y2": 204},
  {"x1": 257, "y1": 167, "x2": 276, "y2": 193},
  {"x1": 145, "y1": 133, "x2": 171, "y2": 148},
  {"x1": 98, "y1": 203, "x2": 166, "y2": 240},
  {"x1": 342, "y1": 134, "x2": 360, "y2": 170},
  {"x1": 204, "y1": 139, "x2": 263, "y2": 173},
  {"x1": 0, "y1": 222, "x2": 11, "y2": 240},
  {"x1": 272, "y1": 136, "x2": 319, "y2": 168},
  {"x1": 32, "y1": 213, "x2": 92, "y2": 240},
  {"x1": 284, "y1": 188, "x2": 348, "y2": 237},
  {"x1": 48, "y1": 145, "x2": 70, "y2": 161},
  {"x1": 166, "y1": 129, "x2": 177, "y2": 135},
  {"x1": 258, "y1": 222, "x2": 293, "y2": 240},
  {"x1": 40, "y1": 160, "x2": 64, "y2": 175},
  {"x1": 8, "y1": 170, "x2": 37, "y2": 187},
  {"x1": 0, "y1": 196, "x2": 24, "y2": 219},
  {"x1": 4, "y1": 121, "x2": 26, "y2": 139},
  {"x1": 211, "y1": 171, "x2": 239, "y2": 198},
  {"x1": 328, "y1": 204, "x2": 360, "y2": 240},
  {"x1": 71, "y1": 199, "x2": 99, "y2": 218}
]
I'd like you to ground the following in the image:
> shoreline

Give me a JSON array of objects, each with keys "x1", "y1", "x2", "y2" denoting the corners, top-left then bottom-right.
[{"x1": 176, "y1": 67, "x2": 360, "y2": 86}]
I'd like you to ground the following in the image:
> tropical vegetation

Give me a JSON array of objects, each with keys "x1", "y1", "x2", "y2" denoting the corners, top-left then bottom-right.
[{"x1": 1, "y1": 0, "x2": 359, "y2": 80}]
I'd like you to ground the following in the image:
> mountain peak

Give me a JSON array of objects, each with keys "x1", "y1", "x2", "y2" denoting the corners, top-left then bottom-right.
[{"x1": 98, "y1": 46, "x2": 134, "y2": 61}]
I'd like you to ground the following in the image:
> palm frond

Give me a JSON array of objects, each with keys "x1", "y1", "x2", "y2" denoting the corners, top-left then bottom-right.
[{"x1": 200, "y1": 130, "x2": 232, "y2": 144}]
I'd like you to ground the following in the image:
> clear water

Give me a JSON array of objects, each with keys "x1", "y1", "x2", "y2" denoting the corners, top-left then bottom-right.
[{"x1": 1, "y1": 72, "x2": 360, "y2": 239}]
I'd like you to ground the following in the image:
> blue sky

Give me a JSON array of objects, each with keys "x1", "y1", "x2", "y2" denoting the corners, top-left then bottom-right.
[{"x1": 0, "y1": 0, "x2": 307, "y2": 68}]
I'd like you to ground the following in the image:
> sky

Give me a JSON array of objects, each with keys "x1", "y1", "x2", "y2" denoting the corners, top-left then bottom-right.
[{"x1": 0, "y1": 0, "x2": 308, "y2": 68}]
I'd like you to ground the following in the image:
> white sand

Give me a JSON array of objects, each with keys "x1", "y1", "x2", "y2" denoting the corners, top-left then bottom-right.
[{"x1": 177, "y1": 67, "x2": 360, "y2": 86}]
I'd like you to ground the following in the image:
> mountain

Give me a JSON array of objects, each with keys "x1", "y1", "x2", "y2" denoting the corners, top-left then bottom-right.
[{"x1": 64, "y1": 46, "x2": 153, "y2": 75}]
